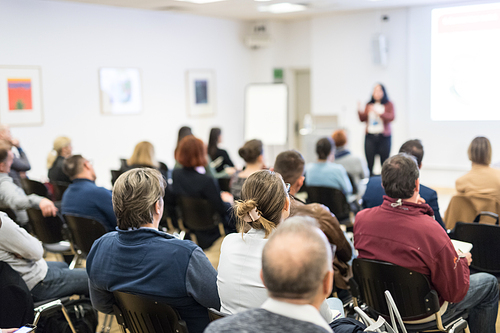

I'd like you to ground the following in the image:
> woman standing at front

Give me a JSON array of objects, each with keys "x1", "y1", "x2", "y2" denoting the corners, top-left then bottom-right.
[{"x1": 358, "y1": 84, "x2": 395, "y2": 176}]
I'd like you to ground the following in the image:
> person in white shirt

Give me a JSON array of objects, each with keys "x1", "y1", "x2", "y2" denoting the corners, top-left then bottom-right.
[
  {"x1": 217, "y1": 170, "x2": 342, "y2": 324},
  {"x1": 207, "y1": 216, "x2": 337, "y2": 333}
]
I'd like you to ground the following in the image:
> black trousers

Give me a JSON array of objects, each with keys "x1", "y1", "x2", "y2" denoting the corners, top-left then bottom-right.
[{"x1": 365, "y1": 133, "x2": 391, "y2": 176}]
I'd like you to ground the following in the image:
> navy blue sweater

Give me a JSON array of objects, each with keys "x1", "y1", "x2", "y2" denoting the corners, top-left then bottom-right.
[{"x1": 61, "y1": 178, "x2": 116, "y2": 231}]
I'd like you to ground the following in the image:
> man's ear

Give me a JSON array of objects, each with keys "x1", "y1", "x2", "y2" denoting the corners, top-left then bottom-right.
[
  {"x1": 322, "y1": 270, "x2": 334, "y2": 297},
  {"x1": 260, "y1": 269, "x2": 265, "y2": 286},
  {"x1": 270, "y1": 167, "x2": 274, "y2": 172},
  {"x1": 155, "y1": 200, "x2": 163, "y2": 215}
]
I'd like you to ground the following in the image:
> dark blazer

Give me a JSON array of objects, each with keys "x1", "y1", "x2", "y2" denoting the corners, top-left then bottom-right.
[
  {"x1": 48, "y1": 155, "x2": 72, "y2": 183},
  {"x1": 361, "y1": 175, "x2": 444, "y2": 229},
  {"x1": 211, "y1": 148, "x2": 234, "y2": 173}
]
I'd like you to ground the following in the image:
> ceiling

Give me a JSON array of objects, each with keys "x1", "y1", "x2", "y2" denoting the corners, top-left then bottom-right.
[{"x1": 49, "y1": 0, "x2": 481, "y2": 21}]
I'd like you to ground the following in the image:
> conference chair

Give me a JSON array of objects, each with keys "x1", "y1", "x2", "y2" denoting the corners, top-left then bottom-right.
[
  {"x1": 177, "y1": 196, "x2": 223, "y2": 249},
  {"x1": 63, "y1": 214, "x2": 107, "y2": 267},
  {"x1": 453, "y1": 218, "x2": 500, "y2": 277},
  {"x1": 0, "y1": 261, "x2": 77, "y2": 332},
  {"x1": 21, "y1": 178, "x2": 50, "y2": 198},
  {"x1": 444, "y1": 194, "x2": 500, "y2": 229},
  {"x1": 111, "y1": 170, "x2": 123, "y2": 186},
  {"x1": 351, "y1": 258, "x2": 469, "y2": 332},
  {"x1": 306, "y1": 186, "x2": 351, "y2": 224},
  {"x1": 51, "y1": 181, "x2": 70, "y2": 201},
  {"x1": 26, "y1": 208, "x2": 75, "y2": 263},
  {"x1": 217, "y1": 177, "x2": 231, "y2": 192},
  {"x1": 208, "y1": 308, "x2": 228, "y2": 322},
  {"x1": 113, "y1": 291, "x2": 188, "y2": 333}
]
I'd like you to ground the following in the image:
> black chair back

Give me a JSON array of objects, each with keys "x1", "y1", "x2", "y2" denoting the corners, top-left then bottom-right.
[
  {"x1": 51, "y1": 181, "x2": 70, "y2": 201},
  {"x1": 352, "y1": 258, "x2": 440, "y2": 321},
  {"x1": 178, "y1": 196, "x2": 220, "y2": 231},
  {"x1": 63, "y1": 215, "x2": 107, "y2": 255},
  {"x1": 21, "y1": 178, "x2": 50, "y2": 198},
  {"x1": 1, "y1": 208, "x2": 19, "y2": 222},
  {"x1": 217, "y1": 178, "x2": 231, "y2": 192},
  {"x1": 113, "y1": 291, "x2": 188, "y2": 333},
  {"x1": 306, "y1": 186, "x2": 350, "y2": 221},
  {"x1": 208, "y1": 308, "x2": 228, "y2": 322},
  {"x1": 111, "y1": 170, "x2": 123, "y2": 186},
  {"x1": 0, "y1": 261, "x2": 35, "y2": 327},
  {"x1": 26, "y1": 208, "x2": 66, "y2": 244},
  {"x1": 454, "y1": 221, "x2": 500, "y2": 274}
]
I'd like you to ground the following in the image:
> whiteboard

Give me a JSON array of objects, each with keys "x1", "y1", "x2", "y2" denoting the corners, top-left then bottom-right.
[{"x1": 245, "y1": 84, "x2": 288, "y2": 145}]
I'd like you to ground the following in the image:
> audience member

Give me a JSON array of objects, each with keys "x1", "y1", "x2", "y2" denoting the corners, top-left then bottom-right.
[
  {"x1": 172, "y1": 136, "x2": 235, "y2": 246},
  {"x1": 86, "y1": 168, "x2": 219, "y2": 333},
  {"x1": 273, "y1": 150, "x2": 353, "y2": 291},
  {"x1": 0, "y1": 125, "x2": 30, "y2": 188},
  {"x1": 0, "y1": 146, "x2": 57, "y2": 225},
  {"x1": 208, "y1": 127, "x2": 234, "y2": 173},
  {"x1": 121, "y1": 141, "x2": 168, "y2": 178},
  {"x1": 305, "y1": 138, "x2": 352, "y2": 195},
  {"x1": 207, "y1": 216, "x2": 337, "y2": 333},
  {"x1": 230, "y1": 139, "x2": 264, "y2": 200},
  {"x1": 332, "y1": 129, "x2": 369, "y2": 188},
  {"x1": 362, "y1": 139, "x2": 444, "y2": 228},
  {"x1": 354, "y1": 154, "x2": 498, "y2": 333},
  {"x1": 47, "y1": 136, "x2": 72, "y2": 184},
  {"x1": 61, "y1": 155, "x2": 116, "y2": 231},
  {"x1": 0, "y1": 212, "x2": 89, "y2": 302},
  {"x1": 217, "y1": 170, "x2": 340, "y2": 323},
  {"x1": 456, "y1": 136, "x2": 500, "y2": 203}
]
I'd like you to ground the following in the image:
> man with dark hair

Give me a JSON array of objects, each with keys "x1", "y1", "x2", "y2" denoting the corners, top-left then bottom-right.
[
  {"x1": 273, "y1": 150, "x2": 352, "y2": 292},
  {"x1": 61, "y1": 155, "x2": 116, "y2": 231},
  {"x1": 0, "y1": 147, "x2": 57, "y2": 225},
  {"x1": 206, "y1": 216, "x2": 336, "y2": 333},
  {"x1": 362, "y1": 139, "x2": 444, "y2": 228},
  {"x1": 354, "y1": 154, "x2": 499, "y2": 333},
  {"x1": 87, "y1": 168, "x2": 219, "y2": 333}
]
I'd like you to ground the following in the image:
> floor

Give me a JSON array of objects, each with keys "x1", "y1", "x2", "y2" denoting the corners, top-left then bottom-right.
[{"x1": 47, "y1": 188, "x2": 500, "y2": 332}]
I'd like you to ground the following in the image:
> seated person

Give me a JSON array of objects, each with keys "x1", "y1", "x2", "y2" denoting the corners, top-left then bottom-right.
[
  {"x1": 0, "y1": 125, "x2": 30, "y2": 188},
  {"x1": 0, "y1": 212, "x2": 88, "y2": 302},
  {"x1": 86, "y1": 168, "x2": 219, "y2": 333},
  {"x1": 456, "y1": 136, "x2": 500, "y2": 203},
  {"x1": 120, "y1": 141, "x2": 168, "y2": 178},
  {"x1": 207, "y1": 216, "x2": 337, "y2": 333},
  {"x1": 230, "y1": 139, "x2": 264, "y2": 200},
  {"x1": 273, "y1": 150, "x2": 353, "y2": 292},
  {"x1": 354, "y1": 154, "x2": 499, "y2": 333},
  {"x1": 362, "y1": 139, "x2": 444, "y2": 229},
  {"x1": 47, "y1": 136, "x2": 72, "y2": 184},
  {"x1": 208, "y1": 127, "x2": 235, "y2": 173},
  {"x1": 217, "y1": 170, "x2": 340, "y2": 323},
  {"x1": 172, "y1": 136, "x2": 235, "y2": 243},
  {"x1": 0, "y1": 146, "x2": 57, "y2": 225},
  {"x1": 332, "y1": 129, "x2": 369, "y2": 189},
  {"x1": 305, "y1": 138, "x2": 352, "y2": 195},
  {"x1": 61, "y1": 155, "x2": 116, "y2": 231}
]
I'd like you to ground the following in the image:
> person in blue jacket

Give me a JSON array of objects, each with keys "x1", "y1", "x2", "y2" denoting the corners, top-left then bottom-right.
[{"x1": 362, "y1": 139, "x2": 445, "y2": 229}]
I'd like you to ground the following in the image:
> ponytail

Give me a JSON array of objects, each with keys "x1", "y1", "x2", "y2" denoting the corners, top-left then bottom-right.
[{"x1": 234, "y1": 199, "x2": 278, "y2": 238}]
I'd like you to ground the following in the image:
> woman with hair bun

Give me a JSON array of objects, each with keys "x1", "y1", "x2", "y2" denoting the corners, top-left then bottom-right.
[
  {"x1": 47, "y1": 136, "x2": 72, "y2": 183},
  {"x1": 230, "y1": 139, "x2": 264, "y2": 200},
  {"x1": 217, "y1": 170, "x2": 340, "y2": 322}
]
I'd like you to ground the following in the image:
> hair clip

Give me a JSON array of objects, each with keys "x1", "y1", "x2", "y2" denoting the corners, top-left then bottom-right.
[{"x1": 243, "y1": 207, "x2": 261, "y2": 222}]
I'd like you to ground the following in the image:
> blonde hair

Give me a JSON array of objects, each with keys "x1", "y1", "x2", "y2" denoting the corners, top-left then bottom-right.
[
  {"x1": 127, "y1": 141, "x2": 159, "y2": 168},
  {"x1": 47, "y1": 136, "x2": 71, "y2": 169},
  {"x1": 468, "y1": 136, "x2": 491, "y2": 165},
  {"x1": 234, "y1": 170, "x2": 288, "y2": 238},
  {"x1": 113, "y1": 168, "x2": 166, "y2": 229}
]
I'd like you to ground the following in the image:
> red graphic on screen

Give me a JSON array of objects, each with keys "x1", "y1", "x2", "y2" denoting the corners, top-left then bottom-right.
[{"x1": 8, "y1": 78, "x2": 32, "y2": 111}]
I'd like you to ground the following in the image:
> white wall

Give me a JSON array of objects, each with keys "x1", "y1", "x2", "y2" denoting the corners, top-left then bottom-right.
[{"x1": 0, "y1": 0, "x2": 251, "y2": 187}]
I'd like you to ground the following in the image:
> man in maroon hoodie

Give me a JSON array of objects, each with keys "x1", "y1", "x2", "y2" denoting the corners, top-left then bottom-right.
[{"x1": 354, "y1": 153, "x2": 498, "y2": 333}]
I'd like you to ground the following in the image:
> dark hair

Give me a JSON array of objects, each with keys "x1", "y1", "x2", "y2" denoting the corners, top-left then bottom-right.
[
  {"x1": 175, "y1": 136, "x2": 207, "y2": 168},
  {"x1": 316, "y1": 138, "x2": 333, "y2": 160},
  {"x1": 468, "y1": 136, "x2": 491, "y2": 165},
  {"x1": 399, "y1": 139, "x2": 424, "y2": 167},
  {"x1": 177, "y1": 126, "x2": 192, "y2": 146},
  {"x1": 63, "y1": 155, "x2": 85, "y2": 180},
  {"x1": 369, "y1": 83, "x2": 389, "y2": 104},
  {"x1": 274, "y1": 150, "x2": 305, "y2": 185},
  {"x1": 0, "y1": 149, "x2": 9, "y2": 164},
  {"x1": 238, "y1": 139, "x2": 263, "y2": 164},
  {"x1": 381, "y1": 153, "x2": 419, "y2": 199},
  {"x1": 208, "y1": 127, "x2": 221, "y2": 161}
]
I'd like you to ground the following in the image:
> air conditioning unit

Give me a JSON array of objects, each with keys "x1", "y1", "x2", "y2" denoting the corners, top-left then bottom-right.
[{"x1": 245, "y1": 23, "x2": 272, "y2": 49}]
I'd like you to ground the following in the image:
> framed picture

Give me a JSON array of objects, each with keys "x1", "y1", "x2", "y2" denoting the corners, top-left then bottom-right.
[
  {"x1": 186, "y1": 70, "x2": 215, "y2": 117},
  {"x1": 99, "y1": 68, "x2": 142, "y2": 115},
  {"x1": 0, "y1": 66, "x2": 43, "y2": 126}
]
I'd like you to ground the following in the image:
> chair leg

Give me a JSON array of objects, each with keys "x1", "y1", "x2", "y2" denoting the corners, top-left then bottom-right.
[
  {"x1": 68, "y1": 253, "x2": 79, "y2": 269},
  {"x1": 60, "y1": 304, "x2": 78, "y2": 333},
  {"x1": 100, "y1": 313, "x2": 113, "y2": 333}
]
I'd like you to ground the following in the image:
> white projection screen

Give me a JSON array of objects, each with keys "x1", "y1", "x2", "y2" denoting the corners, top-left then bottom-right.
[
  {"x1": 431, "y1": 2, "x2": 500, "y2": 121},
  {"x1": 245, "y1": 84, "x2": 288, "y2": 145}
]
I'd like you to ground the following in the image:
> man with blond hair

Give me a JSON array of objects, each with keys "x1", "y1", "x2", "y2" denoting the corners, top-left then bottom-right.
[{"x1": 86, "y1": 168, "x2": 220, "y2": 333}]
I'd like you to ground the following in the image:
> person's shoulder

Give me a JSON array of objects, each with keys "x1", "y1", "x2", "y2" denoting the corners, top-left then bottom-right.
[{"x1": 205, "y1": 309, "x2": 266, "y2": 332}]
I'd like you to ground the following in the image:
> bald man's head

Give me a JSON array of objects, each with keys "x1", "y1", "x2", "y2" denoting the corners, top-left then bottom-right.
[{"x1": 262, "y1": 216, "x2": 333, "y2": 301}]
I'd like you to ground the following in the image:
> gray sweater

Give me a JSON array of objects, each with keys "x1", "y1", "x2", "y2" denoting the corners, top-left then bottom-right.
[
  {"x1": 204, "y1": 309, "x2": 331, "y2": 333},
  {"x1": 0, "y1": 173, "x2": 42, "y2": 223}
]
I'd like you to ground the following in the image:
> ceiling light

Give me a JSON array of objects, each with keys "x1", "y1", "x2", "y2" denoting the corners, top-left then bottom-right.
[
  {"x1": 258, "y1": 3, "x2": 306, "y2": 13},
  {"x1": 175, "y1": 0, "x2": 227, "y2": 4}
]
